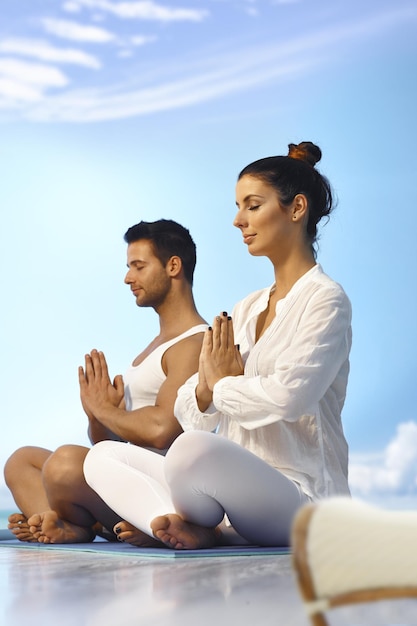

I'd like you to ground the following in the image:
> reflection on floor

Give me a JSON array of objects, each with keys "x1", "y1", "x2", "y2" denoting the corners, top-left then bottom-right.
[{"x1": 1, "y1": 546, "x2": 417, "y2": 625}]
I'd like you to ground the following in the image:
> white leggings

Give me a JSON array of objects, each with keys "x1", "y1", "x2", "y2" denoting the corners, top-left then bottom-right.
[{"x1": 83, "y1": 431, "x2": 308, "y2": 546}]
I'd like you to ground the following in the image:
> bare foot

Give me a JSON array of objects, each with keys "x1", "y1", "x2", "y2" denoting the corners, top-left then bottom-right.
[
  {"x1": 150, "y1": 514, "x2": 222, "y2": 550},
  {"x1": 27, "y1": 511, "x2": 96, "y2": 544},
  {"x1": 113, "y1": 521, "x2": 162, "y2": 548},
  {"x1": 8, "y1": 513, "x2": 39, "y2": 543}
]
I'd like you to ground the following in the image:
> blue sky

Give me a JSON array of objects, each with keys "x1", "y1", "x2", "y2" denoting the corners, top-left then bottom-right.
[{"x1": 1, "y1": 0, "x2": 417, "y2": 511}]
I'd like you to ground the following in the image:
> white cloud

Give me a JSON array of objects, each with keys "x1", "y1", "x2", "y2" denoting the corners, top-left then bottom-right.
[
  {"x1": 62, "y1": 1, "x2": 82, "y2": 12},
  {"x1": 0, "y1": 3, "x2": 415, "y2": 121},
  {"x1": 16, "y1": 53, "x2": 312, "y2": 122},
  {"x1": 0, "y1": 58, "x2": 69, "y2": 88},
  {"x1": 0, "y1": 58, "x2": 69, "y2": 103},
  {"x1": 41, "y1": 17, "x2": 115, "y2": 43},
  {"x1": 349, "y1": 421, "x2": 417, "y2": 496},
  {"x1": 0, "y1": 78, "x2": 43, "y2": 103},
  {"x1": 0, "y1": 38, "x2": 101, "y2": 69},
  {"x1": 116, "y1": 34, "x2": 156, "y2": 57},
  {"x1": 64, "y1": 0, "x2": 209, "y2": 22},
  {"x1": 130, "y1": 35, "x2": 157, "y2": 46}
]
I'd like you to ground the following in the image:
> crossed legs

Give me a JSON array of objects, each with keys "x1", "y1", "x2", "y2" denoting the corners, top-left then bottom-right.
[
  {"x1": 4, "y1": 444, "x2": 122, "y2": 543},
  {"x1": 4, "y1": 446, "x2": 51, "y2": 542},
  {"x1": 84, "y1": 431, "x2": 306, "y2": 549},
  {"x1": 161, "y1": 430, "x2": 305, "y2": 547}
]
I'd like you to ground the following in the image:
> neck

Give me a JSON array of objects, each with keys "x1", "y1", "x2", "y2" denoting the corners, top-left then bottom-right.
[
  {"x1": 271, "y1": 249, "x2": 316, "y2": 299},
  {"x1": 155, "y1": 284, "x2": 206, "y2": 339}
]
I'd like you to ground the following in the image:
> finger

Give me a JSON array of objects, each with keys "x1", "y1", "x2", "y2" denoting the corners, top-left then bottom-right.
[
  {"x1": 90, "y1": 349, "x2": 102, "y2": 378},
  {"x1": 202, "y1": 325, "x2": 213, "y2": 354},
  {"x1": 198, "y1": 330, "x2": 210, "y2": 381},
  {"x1": 98, "y1": 351, "x2": 110, "y2": 382},
  {"x1": 84, "y1": 354, "x2": 94, "y2": 382},
  {"x1": 198, "y1": 356, "x2": 206, "y2": 381},
  {"x1": 220, "y1": 313, "x2": 229, "y2": 349},
  {"x1": 235, "y1": 345, "x2": 244, "y2": 370},
  {"x1": 211, "y1": 315, "x2": 222, "y2": 349},
  {"x1": 227, "y1": 315, "x2": 235, "y2": 348},
  {"x1": 78, "y1": 366, "x2": 86, "y2": 388},
  {"x1": 113, "y1": 374, "x2": 124, "y2": 393}
]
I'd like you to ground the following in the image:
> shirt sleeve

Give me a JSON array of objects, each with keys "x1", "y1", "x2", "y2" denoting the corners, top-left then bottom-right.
[
  {"x1": 212, "y1": 286, "x2": 352, "y2": 430},
  {"x1": 174, "y1": 372, "x2": 221, "y2": 432}
]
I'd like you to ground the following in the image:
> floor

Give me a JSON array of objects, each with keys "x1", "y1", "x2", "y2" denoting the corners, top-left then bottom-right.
[{"x1": 1, "y1": 543, "x2": 417, "y2": 626}]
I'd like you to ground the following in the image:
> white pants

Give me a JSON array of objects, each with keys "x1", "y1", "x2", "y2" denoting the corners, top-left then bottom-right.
[{"x1": 83, "y1": 431, "x2": 307, "y2": 546}]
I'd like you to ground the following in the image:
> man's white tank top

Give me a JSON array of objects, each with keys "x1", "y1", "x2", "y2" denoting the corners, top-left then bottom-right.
[{"x1": 123, "y1": 324, "x2": 207, "y2": 412}]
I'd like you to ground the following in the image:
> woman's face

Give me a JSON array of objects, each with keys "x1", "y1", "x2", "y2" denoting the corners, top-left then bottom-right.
[{"x1": 234, "y1": 174, "x2": 295, "y2": 261}]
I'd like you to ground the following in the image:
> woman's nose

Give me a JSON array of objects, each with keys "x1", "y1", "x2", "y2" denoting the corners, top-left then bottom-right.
[{"x1": 233, "y1": 208, "x2": 246, "y2": 228}]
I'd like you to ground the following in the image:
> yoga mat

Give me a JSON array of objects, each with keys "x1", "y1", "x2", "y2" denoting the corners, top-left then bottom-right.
[
  {"x1": 0, "y1": 529, "x2": 13, "y2": 540},
  {"x1": 0, "y1": 535, "x2": 289, "y2": 558}
]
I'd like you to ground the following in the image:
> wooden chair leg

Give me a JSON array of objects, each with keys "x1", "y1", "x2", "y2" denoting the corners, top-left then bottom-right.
[
  {"x1": 291, "y1": 498, "x2": 417, "y2": 625},
  {"x1": 291, "y1": 503, "x2": 330, "y2": 626}
]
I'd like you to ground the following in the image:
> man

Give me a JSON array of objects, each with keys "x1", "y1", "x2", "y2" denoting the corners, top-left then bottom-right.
[{"x1": 4, "y1": 219, "x2": 207, "y2": 544}]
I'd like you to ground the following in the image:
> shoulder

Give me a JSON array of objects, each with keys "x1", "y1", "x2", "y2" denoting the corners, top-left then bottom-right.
[
  {"x1": 310, "y1": 265, "x2": 351, "y2": 309},
  {"x1": 163, "y1": 329, "x2": 205, "y2": 367},
  {"x1": 299, "y1": 266, "x2": 352, "y2": 331}
]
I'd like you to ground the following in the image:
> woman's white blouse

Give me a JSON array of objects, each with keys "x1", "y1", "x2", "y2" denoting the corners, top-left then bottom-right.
[{"x1": 174, "y1": 264, "x2": 352, "y2": 500}]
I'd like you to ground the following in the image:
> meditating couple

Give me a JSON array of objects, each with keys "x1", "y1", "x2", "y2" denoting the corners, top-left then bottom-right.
[{"x1": 5, "y1": 142, "x2": 351, "y2": 549}]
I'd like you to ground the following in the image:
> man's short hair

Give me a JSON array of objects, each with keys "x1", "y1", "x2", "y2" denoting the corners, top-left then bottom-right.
[{"x1": 124, "y1": 219, "x2": 197, "y2": 285}]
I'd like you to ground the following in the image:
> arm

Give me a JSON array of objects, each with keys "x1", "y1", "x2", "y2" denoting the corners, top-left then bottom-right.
[
  {"x1": 79, "y1": 335, "x2": 204, "y2": 448},
  {"x1": 213, "y1": 289, "x2": 352, "y2": 429},
  {"x1": 174, "y1": 314, "x2": 244, "y2": 432},
  {"x1": 174, "y1": 372, "x2": 220, "y2": 432},
  {"x1": 86, "y1": 400, "x2": 127, "y2": 445}
]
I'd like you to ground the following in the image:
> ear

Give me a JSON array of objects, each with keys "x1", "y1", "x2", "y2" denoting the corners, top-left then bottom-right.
[
  {"x1": 291, "y1": 194, "x2": 308, "y2": 222},
  {"x1": 166, "y1": 255, "x2": 183, "y2": 278}
]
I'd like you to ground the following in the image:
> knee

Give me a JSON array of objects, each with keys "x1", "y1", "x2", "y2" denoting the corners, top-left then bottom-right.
[
  {"x1": 165, "y1": 431, "x2": 217, "y2": 482},
  {"x1": 4, "y1": 446, "x2": 43, "y2": 488},
  {"x1": 83, "y1": 440, "x2": 120, "y2": 488},
  {"x1": 43, "y1": 445, "x2": 89, "y2": 490}
]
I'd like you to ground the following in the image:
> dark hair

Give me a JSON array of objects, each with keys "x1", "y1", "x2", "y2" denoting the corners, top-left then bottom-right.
[
  {"x1": 124, "y1": 219, "x2": 197, "y2": 285},
  {"x1": 238, "y1": 141, "x2": 334, "y2": 255}
]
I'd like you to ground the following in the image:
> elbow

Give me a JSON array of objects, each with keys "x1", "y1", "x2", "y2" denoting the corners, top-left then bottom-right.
[{"x1": 152, "y1": 422, "x2": 183, "y2": 450}]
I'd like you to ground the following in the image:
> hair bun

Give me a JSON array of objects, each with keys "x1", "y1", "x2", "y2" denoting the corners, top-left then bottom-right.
[{"x1": 288, "y1": 142, "x2": 322, "y2": 167}]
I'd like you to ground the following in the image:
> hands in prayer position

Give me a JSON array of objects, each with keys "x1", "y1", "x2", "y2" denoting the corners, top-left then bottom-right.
[
  {"x1": 196, "y1": 312, "x2": 243, "y2": 412},
  {"x1": 79, "y1": 349, "x2": 125, "y2": 419}
]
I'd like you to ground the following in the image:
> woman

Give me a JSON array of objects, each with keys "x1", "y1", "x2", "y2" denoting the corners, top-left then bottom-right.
[{"x1": 83, "y1": 141, "x2": 352, "y2": 549}]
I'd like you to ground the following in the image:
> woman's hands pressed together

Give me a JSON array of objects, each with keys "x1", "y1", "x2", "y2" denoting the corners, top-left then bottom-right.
[{"x1": 196, "y1": 312, "x2": 243, "y2": 411}]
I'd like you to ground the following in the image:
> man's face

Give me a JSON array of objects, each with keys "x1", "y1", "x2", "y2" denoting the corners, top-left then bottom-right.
[{"x1": 124, "y1": 239, "x2": 171, "y2": 309}]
